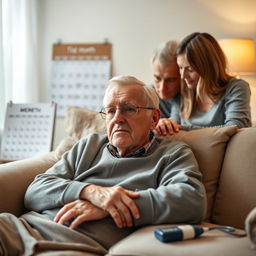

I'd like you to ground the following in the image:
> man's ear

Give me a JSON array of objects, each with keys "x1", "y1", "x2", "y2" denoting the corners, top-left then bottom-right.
[{"x1": 150, "y1": 109, "x2": 160, "y2": 130}]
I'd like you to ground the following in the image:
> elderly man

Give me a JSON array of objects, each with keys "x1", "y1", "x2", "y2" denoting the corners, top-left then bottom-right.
[
  {"x1": 151, "y1": 40, "x2": 181, "y2": 135},
  {"x1": 0, "y1": 76, "x2": 206, "y2": 255}
]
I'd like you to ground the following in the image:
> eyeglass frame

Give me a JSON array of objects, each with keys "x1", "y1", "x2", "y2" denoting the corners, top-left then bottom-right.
[{"x1": 99, "y1": 102, "x2": 155, "y2": 120}]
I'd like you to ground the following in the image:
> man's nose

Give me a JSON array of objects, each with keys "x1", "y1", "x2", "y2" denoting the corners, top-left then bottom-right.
[
  {"x1": 159, "y1": 80, "x2": 166, "y2": 91},
  {"x1": 112, "y1": 108, "x2": 125, "y2": 122}
]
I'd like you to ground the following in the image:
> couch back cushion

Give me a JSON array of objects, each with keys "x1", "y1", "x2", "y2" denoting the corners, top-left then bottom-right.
[
  {"x1": 65, "y1": 106, "x2": 106, "y2": 139},
  {"x1": 212, "y1": 127, "x2": 256, "y2": 229},
  {"x1": 57, "y1": 107, "x2": 238, "y2": 221},
  {"x1": 55, "y1": 107, "x2": 106, "y2": 158},
  {"x1": 167, "y1": 126, "x2": 238, "y2": 220}
]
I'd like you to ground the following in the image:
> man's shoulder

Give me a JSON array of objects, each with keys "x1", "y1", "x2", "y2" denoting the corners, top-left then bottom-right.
[
  {"x1": 79, "y1": 133, "x2": 108, "y2": 146},
  {"x1": 72, "y1": 133, "x2": 109, "y2": 158},
  {"x1": 154, "y1": 135, "x2": 191, "y2": 153}
]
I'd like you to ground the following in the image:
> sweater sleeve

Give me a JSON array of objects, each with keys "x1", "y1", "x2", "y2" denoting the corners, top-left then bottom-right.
[
  {"x1": 134, "y1": 144, "x2": 206, "y2": 226},
  {"x1": 24, "y1": 134, "x2": 107, "y2": 211},
  {"x1": 222, "y1": 79, "x2": 251, "y2": 128}
]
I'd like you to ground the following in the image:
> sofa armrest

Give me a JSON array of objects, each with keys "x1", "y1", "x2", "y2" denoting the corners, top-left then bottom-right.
[
  {"x1": 0, "y1": 152, "x2": 58, "y2": 216},
  {"x1": 212, "y1": 127, "x2": 256, "y2": 228}
]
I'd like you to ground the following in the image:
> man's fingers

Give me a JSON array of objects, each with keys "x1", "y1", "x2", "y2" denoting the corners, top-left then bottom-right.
[
  {"x1": 107, "y1": 197, "x2": 140, "y2": 228},
  {"x1": 70, "y1": 214, "x2": 88, "y2": 229},
  {"x1": 124, "y1": 190, "x2": 140, "y2": 198},
  {"x1": 110, "y1": 187, "x2": 140, "y2": 221},
  {"x1": 54, "y1": 202, "x2": 75, "y2": 222},
  {"x1": 108, "y1": 206, "x2": 123, "y2": 228},
  {"x1": 122, "y1": 192, "x2": 140, "y2": 220},
  {"x1": 56, "y1": 207, "x2": 79, "y2": 225},
  {"x1": 107, "y1": 199, "x2": 137, "y2": 228},
  {"x1": 115, "y1": 202, "x2": 133, "y2": 227},
  {"x1": 81, "y1": 185, "x2": 141, "y2": 228}
]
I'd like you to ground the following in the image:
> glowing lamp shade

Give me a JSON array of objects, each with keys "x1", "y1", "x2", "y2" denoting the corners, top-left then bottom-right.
[{"x1": 219, "y1": 38, "x2": 256, "y2": 75}]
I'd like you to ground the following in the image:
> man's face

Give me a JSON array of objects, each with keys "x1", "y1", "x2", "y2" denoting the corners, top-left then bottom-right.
[
  {"x1": 152, "y1": 59, "x2": 180, "y2": 100},
  {"x1": 104, "y1": 84, "x2": 160, "y2": 156}
]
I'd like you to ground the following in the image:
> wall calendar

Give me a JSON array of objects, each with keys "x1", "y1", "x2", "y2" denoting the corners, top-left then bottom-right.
[
  {"x1": 0, "y1": 102, "x2": 56, "y2": 162},
  {"x1": 50, "y1": 43, "x2": 112, "y2": 116}
]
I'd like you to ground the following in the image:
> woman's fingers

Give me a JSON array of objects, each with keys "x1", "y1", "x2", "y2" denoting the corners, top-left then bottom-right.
[{"x1": 156, "y1": 118, "x2": 181, "y2": 136}]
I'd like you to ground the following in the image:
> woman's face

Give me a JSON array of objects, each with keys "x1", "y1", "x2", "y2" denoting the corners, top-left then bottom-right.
[{"x1": 177, "y1": 54, "x2": 200, "y2": 89}]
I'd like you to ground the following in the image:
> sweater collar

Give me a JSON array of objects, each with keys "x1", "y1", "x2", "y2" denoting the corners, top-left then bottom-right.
[{"x1": 107, "y1": 131, "x2": 155, "y2": 158}]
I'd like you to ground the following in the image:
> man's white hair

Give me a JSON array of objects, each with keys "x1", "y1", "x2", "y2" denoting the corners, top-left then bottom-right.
[{"x1": 104, "y1": 75, "x2": 159, "y2": 108}]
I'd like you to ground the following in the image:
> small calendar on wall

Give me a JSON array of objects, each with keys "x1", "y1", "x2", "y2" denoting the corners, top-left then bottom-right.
[
  {"x1": 50, "y1": 43, "x2": 112, "y2": 116},
  {"x1": 0, "y1": 102, "x2": 56, "y2": 161}
]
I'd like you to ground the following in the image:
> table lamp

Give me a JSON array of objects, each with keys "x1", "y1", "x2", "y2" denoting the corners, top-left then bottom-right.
[{"x1": 219, "y1": 38, "x2": 256, "y2": 76}]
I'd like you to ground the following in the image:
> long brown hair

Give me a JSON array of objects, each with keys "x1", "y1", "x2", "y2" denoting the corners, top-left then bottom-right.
[{"x1": 176, "y1": 32, "x2": 233, "y2": 120}]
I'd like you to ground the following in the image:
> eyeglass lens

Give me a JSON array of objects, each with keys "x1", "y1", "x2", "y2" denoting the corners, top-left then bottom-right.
[{"x1": 103, "y1": 103, "x2": 138, "y2": 119}]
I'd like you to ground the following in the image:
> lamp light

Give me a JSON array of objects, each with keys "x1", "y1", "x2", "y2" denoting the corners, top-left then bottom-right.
[{"x1": 219, "y1": 38, "x2": 256, "y2": 75}]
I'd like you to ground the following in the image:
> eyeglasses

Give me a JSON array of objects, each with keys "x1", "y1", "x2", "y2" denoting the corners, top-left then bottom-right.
[{"x1": 99, "y1": 103, "x2": 154, "y2": 120}]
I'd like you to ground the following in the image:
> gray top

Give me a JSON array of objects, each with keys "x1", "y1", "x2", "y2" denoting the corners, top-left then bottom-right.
[
  {"x1": 24, "y1": 133, "x2": 206, "y2": 248},
  {"x1": 159, "y1": 94, "x2": 180, "y2": 118},
  {"x1": 169, "y1": 78, "x2": 252, "y2": 130}
]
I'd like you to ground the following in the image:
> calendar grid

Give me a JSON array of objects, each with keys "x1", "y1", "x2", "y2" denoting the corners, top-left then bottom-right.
[
  {"x1": 0, "y1": 102, "x2": 56, "y2": 161},
  {"x1": 50, "y1": 43, "x2": 112, "y2": 116}
]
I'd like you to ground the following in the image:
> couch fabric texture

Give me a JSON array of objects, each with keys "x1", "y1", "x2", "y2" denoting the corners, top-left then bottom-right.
[{"x1": 0, "y1": 106, "x2": 256, "y2": 256}]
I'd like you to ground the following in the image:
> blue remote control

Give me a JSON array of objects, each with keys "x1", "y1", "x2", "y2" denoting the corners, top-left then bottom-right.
[{"x1": 154, "y1": 225, "x2": 205, "y2": 243}]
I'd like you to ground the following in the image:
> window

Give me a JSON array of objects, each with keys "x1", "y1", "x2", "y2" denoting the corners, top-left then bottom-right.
[{"x1": 0, "y1": 0, "x2": 39, "y2": 131}]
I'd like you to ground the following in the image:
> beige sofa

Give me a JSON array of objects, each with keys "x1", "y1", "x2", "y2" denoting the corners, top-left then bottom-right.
[{"x1": 0, "y1": 107, "x2": 256, "y2": 256}]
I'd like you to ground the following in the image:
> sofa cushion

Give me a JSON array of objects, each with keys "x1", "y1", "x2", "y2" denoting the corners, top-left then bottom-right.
[
  {"x1": 108, "y1": 223, "x2": 254, "y2": 256},
  {"x1": 167, "y1": 126, "x2": 238, "y2": 220},
  {"x1": 212, "y1": 127, "x2": 256, "y2": 229}
]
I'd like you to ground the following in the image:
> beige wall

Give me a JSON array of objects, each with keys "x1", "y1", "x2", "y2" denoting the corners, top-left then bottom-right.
[{"x1": 37, "y1": 0, "x2": 256, "y2": 147}]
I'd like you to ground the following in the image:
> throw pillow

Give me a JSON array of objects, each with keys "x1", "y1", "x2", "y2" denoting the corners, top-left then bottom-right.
[
  {"x1": 55, "y1": 107, "x2": 106, "y2": 159},
  {"x1": 165, "y1": 125, "x2": 238, "y2": 220},
  {"x1": 65, "y1": 106, "x2": 106, "y2": 140}
]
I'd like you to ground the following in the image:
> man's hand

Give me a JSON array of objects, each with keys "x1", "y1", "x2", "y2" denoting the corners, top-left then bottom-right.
[
  {"x1": 80, "y1": 185, "x2": 140, "y2": 228},
  {"x1": 54, "y1": 199, "x2": 108, "y2": 229},
  {"x1": 155, "y1": 118, "x2": 181, "y2": 136}
]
